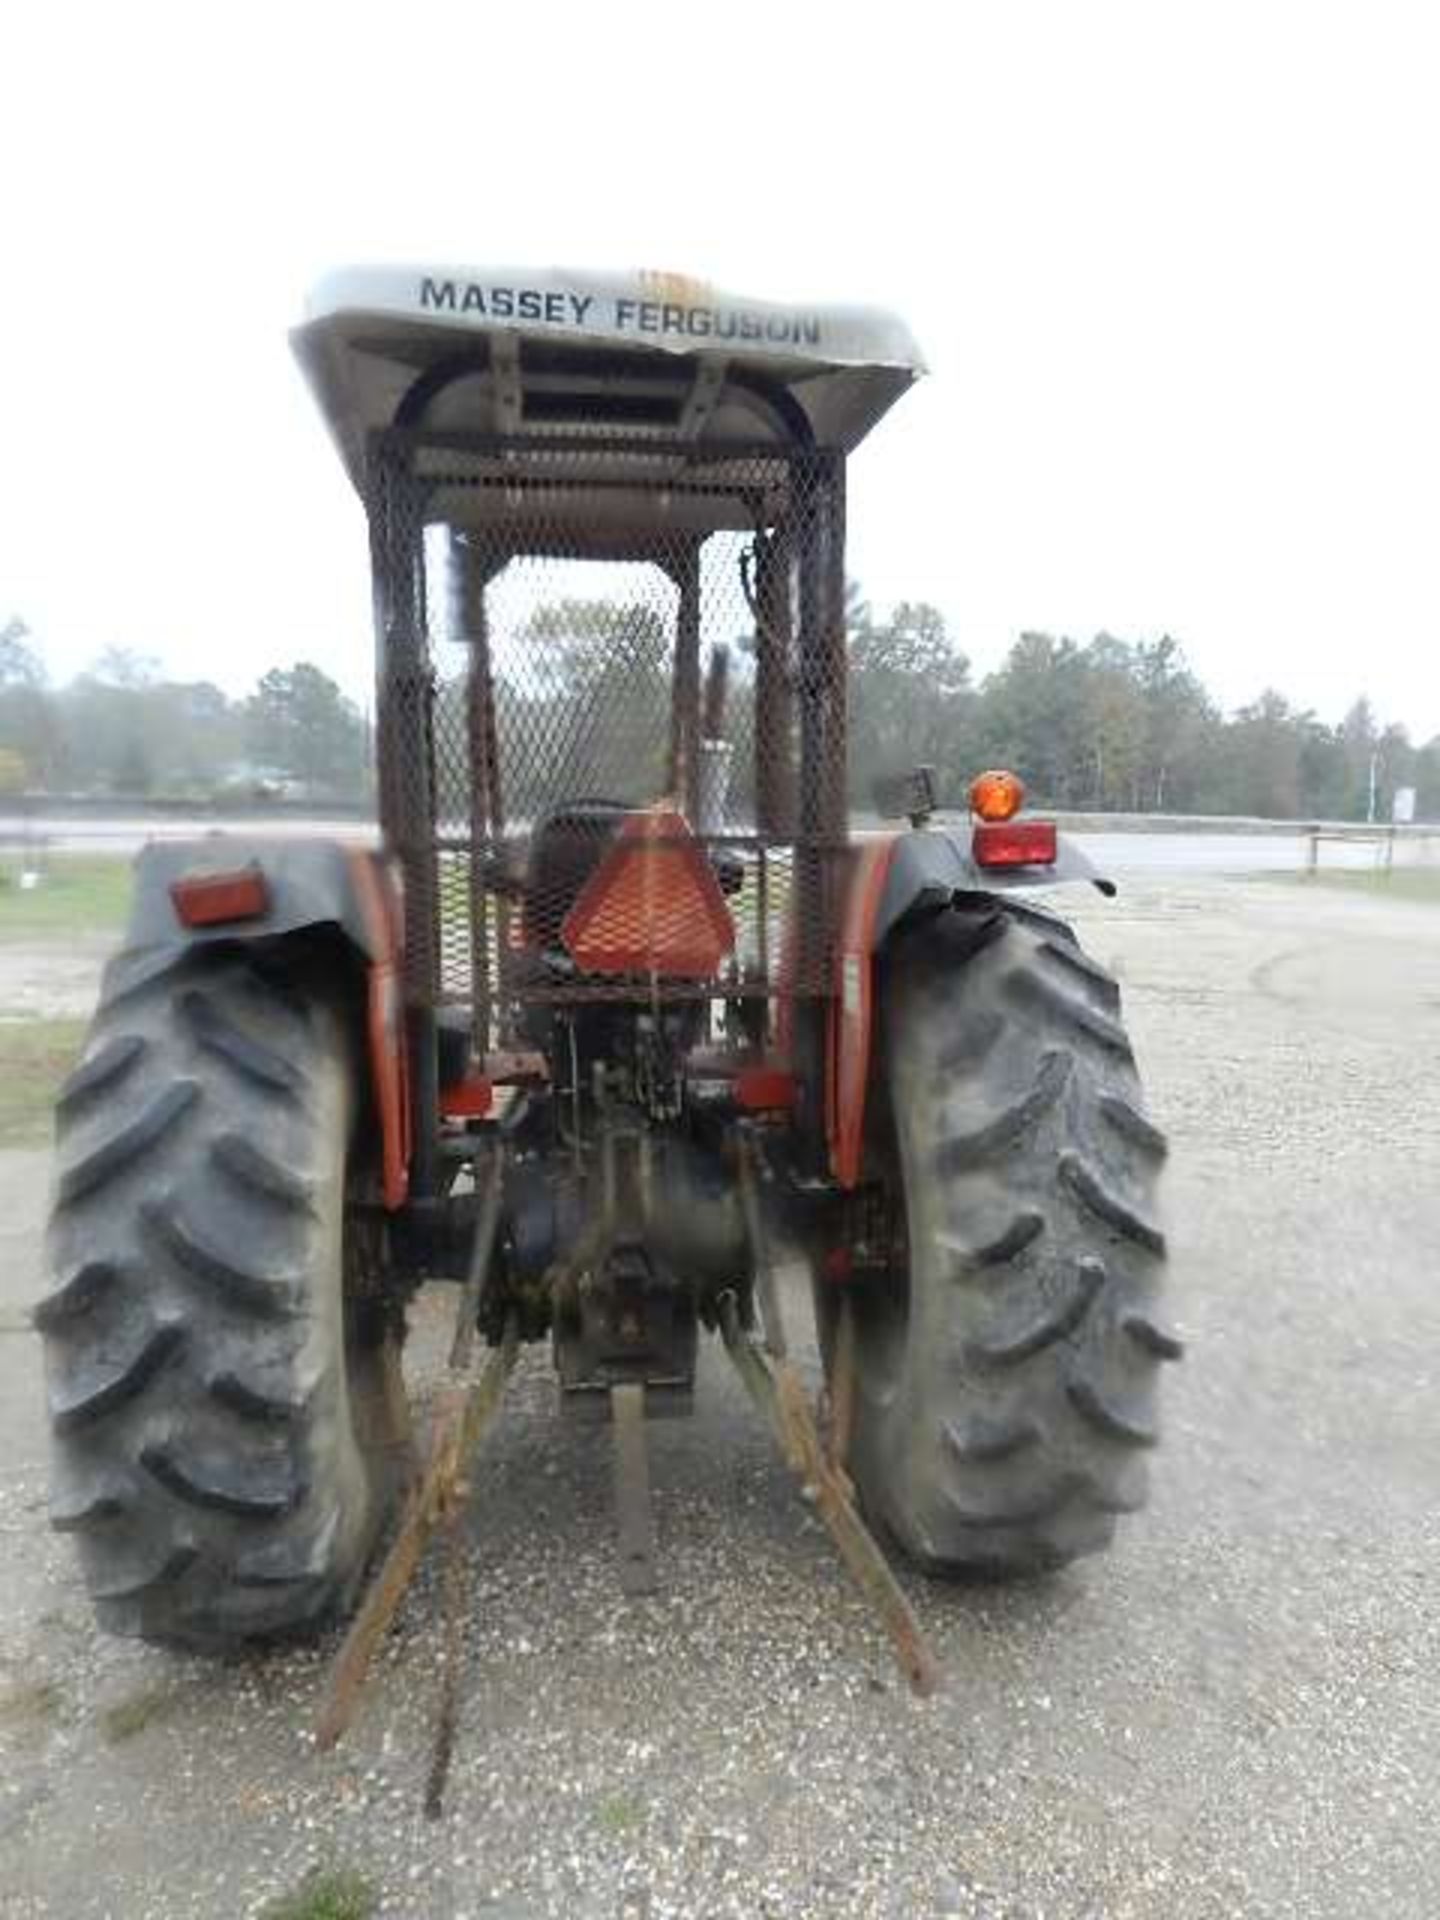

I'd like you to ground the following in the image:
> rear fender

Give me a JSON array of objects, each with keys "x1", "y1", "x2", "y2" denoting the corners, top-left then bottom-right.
[
  {"x1": 826, "y1": 825, "x2": 1111, "y2": 1188},
  {"x1": 103, "y1": 837, "x2": 410, "y2": 1209}
]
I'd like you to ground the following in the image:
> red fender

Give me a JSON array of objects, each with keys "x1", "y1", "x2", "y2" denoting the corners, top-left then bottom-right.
[
  {"x1": 346, "y1": 851, "x2": 411, "y2": 1211},
  {"x1": 826, "y1": 835, "x2": 901, "y2": 1190}
]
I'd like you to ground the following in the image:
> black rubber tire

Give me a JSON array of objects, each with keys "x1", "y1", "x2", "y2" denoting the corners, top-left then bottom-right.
[
  {"x1": 38, "y1": 949, "x2": 396, "y2": 1646},
  {"x1": 841, "y1": 903, "x2": 1179, "y2": 1575}
]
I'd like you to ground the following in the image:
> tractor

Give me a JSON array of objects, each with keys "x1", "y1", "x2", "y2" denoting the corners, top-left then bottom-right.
[{"x1": 38, "y1": 266, "x2": 1175, "y2": 1649}]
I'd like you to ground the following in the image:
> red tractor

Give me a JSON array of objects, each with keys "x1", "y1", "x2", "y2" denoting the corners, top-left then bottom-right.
[{"x1": 39, "y1": 267, "x2": 1174, "y2": 1648}]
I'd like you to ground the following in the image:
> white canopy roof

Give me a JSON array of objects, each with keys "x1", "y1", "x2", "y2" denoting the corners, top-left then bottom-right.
[{"x1": 292, "y1": 264, "x2": 926, "y2": 494}]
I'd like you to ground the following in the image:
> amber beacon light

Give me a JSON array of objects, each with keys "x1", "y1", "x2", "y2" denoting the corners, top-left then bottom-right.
[{"x1": 968, "y1": 768, "x2": 1026, "y2": 823}]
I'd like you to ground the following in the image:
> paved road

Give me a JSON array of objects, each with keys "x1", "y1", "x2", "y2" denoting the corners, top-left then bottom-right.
[
  {"x1": 0, "y1": 811, "x2": 376, "y2": 857},
  {"x1": 4, "y1": 809, "x2": 1432, "y2": 877},
  {"x1": 1076, "y1": 828, "x2": 1417, "y2": 875},
  {"x1": 1, "y1": 874, "x2": 1438, "y2": 1917}
]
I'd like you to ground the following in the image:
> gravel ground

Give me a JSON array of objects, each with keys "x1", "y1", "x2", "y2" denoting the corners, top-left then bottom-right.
[
  {"x1": 1, "y1": 874, "x2": 1438, "y2": 1918},
  {"x1": 0, "y1": 934, "x2": 116, "y2": 1020}
]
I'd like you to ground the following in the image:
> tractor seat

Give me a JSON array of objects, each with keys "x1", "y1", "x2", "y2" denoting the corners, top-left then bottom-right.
[{"x1": 523, "y1": 800, "x2": 633, "y2": 953}]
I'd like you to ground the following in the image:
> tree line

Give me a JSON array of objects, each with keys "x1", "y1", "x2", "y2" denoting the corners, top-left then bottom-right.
[
  {"x1": 2, "y1": 601, "x2": 1435, "y2": 822},
  {"x1": 846, "y1": 597, "x2": 1436, "y2": 821},
  {"x1": 0, "y1": 621, "x2": 370, "y2": 801}
]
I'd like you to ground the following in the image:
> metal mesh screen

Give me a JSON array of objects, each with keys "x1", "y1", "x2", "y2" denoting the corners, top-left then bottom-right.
[{"x1": 367, "y1": 431, "x2": 848, "y2": 1040}]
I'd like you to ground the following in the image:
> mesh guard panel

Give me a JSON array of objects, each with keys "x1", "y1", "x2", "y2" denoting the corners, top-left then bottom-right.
[{"x1": 367, "y1": 431, "x2": 849, "y2": 1044}]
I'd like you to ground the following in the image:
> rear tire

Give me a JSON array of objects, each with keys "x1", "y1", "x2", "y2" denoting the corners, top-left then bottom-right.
[
  {"x1": 841, "y1": 904, "x2": 1179, "y2": 1576},
  {"x1": 39, "y1": 948, "x2": 398, "y2": 1646}
]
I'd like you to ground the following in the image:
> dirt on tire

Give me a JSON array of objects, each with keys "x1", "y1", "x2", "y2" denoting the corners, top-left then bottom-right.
[
  {"x1": 38, "y1": 949, "x2": 394, "y2": 1646},
  {"x1": 842, "y1": 903, "x2": 1179, "y2": 1575}
]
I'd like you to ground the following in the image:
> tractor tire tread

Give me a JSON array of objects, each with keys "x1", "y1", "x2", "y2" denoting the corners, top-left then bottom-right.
[
  {"x1": 40, "y1": 951, "x2": 388, "y2": 1648},
  {"x1": 1099, "y1": 1093, "x2": 1170, "y2": 1160},
  {"x1": 211, "y1": 1134, "x2": 316, "y2": 1210},
  {"x1": 55, "y1": 1081, "x2": 199, "y2": 1206},
  {"x1": 842, "y1": 908, "x2": 1172, "y2": 1576},
  {"x1": 964, "y1": 1255, "x2": 1107, "y2": 1366},
  {"x1": 1004, "y1": 965, "x2": 1135, "y2": 1058},
  {"x1": 32, "y1": 1259, "x2": 122, "y2": 1332},
  {"x1": 178, "y1": 986, "x2": 308, "y2": 1097},
  {"x1": 1036, "y1": 935, "x2": 1123, "y2": 1009},
  {"x1": 936, "y1": 1050, "x2": 1072, "y2": 1171},
  {"x1": 49, "y1": 1321, "x2": 187, "y2": 1432},
  {"x1": 56, "y1": 1034, "x2": 148, "y2": 1116}
]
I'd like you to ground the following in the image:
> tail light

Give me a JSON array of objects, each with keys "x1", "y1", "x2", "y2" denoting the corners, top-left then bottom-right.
[
  {"x1": 972, "y1": 820, "x2": 1058, "y2": 869},
  {"x1": 562, "y1": 809, "x2": 735, "y2": 977},
  {"x1": 733, "y1": 1066, "x2": 798, "y2": 1112},
  {"x1": 440, "y1": 1074, "x2": 493, "y2": 1120},
  {"x1": 170, "y1": 863, "x2": 269, "y2": 927}
]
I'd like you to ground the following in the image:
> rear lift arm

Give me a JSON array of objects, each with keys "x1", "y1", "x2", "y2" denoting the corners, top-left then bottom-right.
[{"x1": 311, "y1": 1119, "x2": 941, "y2": 1807}]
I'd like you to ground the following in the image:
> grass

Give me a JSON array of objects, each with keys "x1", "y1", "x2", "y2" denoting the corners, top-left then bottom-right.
[
  {"x1": 0, "y1": 1017, "x2": 86, "y2": 1145},
  {"x1": 0, "y1": 1677, "x2": 62, "y2": 1729},
  {"x1": 594, "y1": 1792, "x2": 645, "y2": 1835},
  {"x1": 258, "y1": 1868, "x2": 380, "y2": 1920},
  {"x1": 0, "y1": 855, "x2": 132, "y2": 944},
  {"x1": 1294, "y1": 866, "x2": 1440, "y2": 904},
  {"x1": 99, "y1": 1684, "x2": 185, "y2": 1744}
]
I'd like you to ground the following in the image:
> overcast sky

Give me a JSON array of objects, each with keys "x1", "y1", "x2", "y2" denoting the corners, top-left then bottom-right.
[{"x1": 3, "y1": 2, "x2": 1437, "y2": 738}]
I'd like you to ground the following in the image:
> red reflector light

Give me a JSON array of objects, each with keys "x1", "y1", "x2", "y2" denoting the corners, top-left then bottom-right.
[
  {"x1": 169, "y1": 863, "x2": 269, "y2": 928},
  {"x1": 972, "y1": 820, "x2": 1058, "y2": 869},
  {"x1": 562, "y1": 810, "x2": 734, "y2": 977},
  {"x1": 734, "y1": 1066, "x2": 798, "y2": 1113},
  {"x1": 821, "y1": 1245, "x2": 854, "y2": 1284},
  {"x1": 440, "y1": 1074, "x2": 493, "y2": 1120}
]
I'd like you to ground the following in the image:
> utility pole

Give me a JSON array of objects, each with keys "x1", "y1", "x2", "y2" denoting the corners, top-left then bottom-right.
[{"x1": 1367, "y1": 749, "x2": 1379, "y2": 825}]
